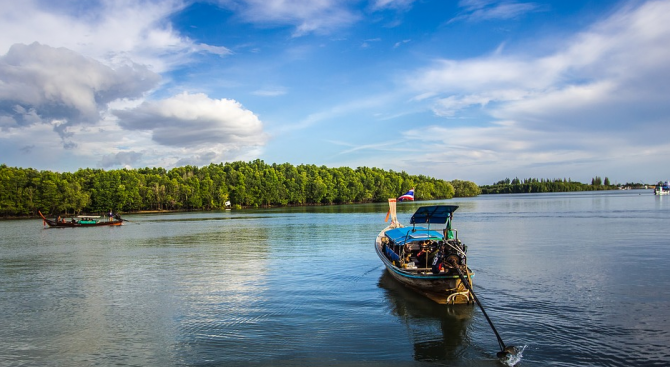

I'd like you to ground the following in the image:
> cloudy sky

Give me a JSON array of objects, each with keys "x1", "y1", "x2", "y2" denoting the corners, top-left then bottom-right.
[{"x1": 1, "y1": 0, "x2": 669, "y2": 184}]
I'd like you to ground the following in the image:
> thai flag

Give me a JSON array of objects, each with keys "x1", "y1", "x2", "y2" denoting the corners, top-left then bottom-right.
[{"x1": 398, "y1": 189, "x2": 414, "y2": 201}]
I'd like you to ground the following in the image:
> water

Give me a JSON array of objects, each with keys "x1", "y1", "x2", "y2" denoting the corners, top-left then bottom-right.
[{"x1": 1, "y1": 190, "x2": 669, "y2": 366}]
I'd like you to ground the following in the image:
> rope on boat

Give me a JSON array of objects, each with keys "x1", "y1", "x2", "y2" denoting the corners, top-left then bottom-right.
[
  {"x1": 446, "y1": 291, "x2": 471, "y2": 304},
  {"x1": 444, "y1": 240, "x2": 466, "y2": 258}
]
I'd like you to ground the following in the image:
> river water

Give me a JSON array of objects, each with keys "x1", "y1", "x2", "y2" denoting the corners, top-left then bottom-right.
[{"x1": 1, "y1": 190, "x2": 669, "y2": 366}]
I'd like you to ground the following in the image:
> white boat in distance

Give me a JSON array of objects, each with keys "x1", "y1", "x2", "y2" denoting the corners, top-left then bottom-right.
[{"x1": 654, "y1": 181, "x2": 669, "y2": 195}]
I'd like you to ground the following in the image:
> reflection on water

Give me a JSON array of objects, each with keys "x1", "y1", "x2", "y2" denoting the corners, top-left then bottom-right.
[
  {"x1": 1, "y1": 191, "x2": 669, "y2": 366},
  {"x1": 378, "y1": 271, "x2": 475, "y2": 363}
]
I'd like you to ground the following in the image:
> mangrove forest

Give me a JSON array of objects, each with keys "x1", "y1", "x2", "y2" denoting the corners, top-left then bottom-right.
[
  {"x1": 480, "y1": 177, "x2": 619, "y2": 194},
  {"x1": 0, "y1": 160, "x2": 479, "y2": 217}
]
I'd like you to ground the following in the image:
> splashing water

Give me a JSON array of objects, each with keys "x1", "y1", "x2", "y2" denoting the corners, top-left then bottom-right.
[{"x1": 500, "y1": 345, "x2": 526, "y2": 366}]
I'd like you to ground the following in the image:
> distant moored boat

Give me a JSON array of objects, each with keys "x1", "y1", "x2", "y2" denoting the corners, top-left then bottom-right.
[
  {"x1": 39, "y1": 211, "x2": 124, "y2": 227},
  {"x1": 654, "y1": 181, "x2": 669, "y2": 195}
]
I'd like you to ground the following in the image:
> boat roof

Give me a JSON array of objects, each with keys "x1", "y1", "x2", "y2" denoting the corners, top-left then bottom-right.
[
  {"x1": 385, "y1": 227, "x2": 443, "y2": 245},
  {"x1": 75, "y1": 215, "x2": 101, "y2": 218},
  {"x1": 410, "y1": 205, "x2": 459, "y2": 225}
]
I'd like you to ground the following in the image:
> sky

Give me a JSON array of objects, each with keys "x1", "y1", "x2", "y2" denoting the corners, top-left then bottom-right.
[{"x1": 1, "y1": 0, "x2": 669, "y2": 185}]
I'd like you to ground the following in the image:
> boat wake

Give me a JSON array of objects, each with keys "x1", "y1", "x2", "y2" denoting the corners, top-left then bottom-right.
[{"x1": 500, "y1": 345, "x2": 526, "y2": 366}]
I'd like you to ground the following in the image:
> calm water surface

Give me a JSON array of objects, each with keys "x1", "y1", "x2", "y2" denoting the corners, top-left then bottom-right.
[{"x1": 1, "y1": 190, "x2": 669, "y2": 366}]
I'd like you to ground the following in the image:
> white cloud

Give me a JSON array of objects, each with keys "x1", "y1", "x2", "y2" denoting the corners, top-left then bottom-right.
[
  {"x1": 220, "y1": 0, "x2": 361, "y2": 36},
  {"x1": 99, "y1": 151, "x2": 144, "y2": 168},
  {"x1": 411, "y1": 0, "x2": 670, "y2": 133},
  {"x1": 491, "y1": 1, "x2": 670, "y2": 137},
  {"x1": 397, "y1": 121, "x2": 670, "y2": 184},
  {"x1": 370, "y1": 0, "x2": 416, "y2": 11},
  {"x1": 393, "y1": 39, "x2": 411, "y2": 49},
  {"x1": 114, "y1": 92, "x2": 268, "y2": 149},
  {"x1": 361, "y1": 38, "x2": 381, "y2": 48},
  {"x1": 451, "y1": 0, "x2": 541, "y2": 23},
  {"x1": 431, "y1": 89, "x2": 531, "y2": 117},
  {"x1": 400, "y1": 0, "x2": 670, "y2": 182},
  {"x1": 409, "y1": 56, "x2": 557, "y2": 95},
  {"x1": 0, "y1": 1, "x2": 258, "y2": 170},
  {"x1": 0, "y1": 42, "x2": 160, "y2": 143},
  {"x1": 252, "y1": 87, "x2": 288, "y2": 96},
  {"x1": 215, "y1": 0, "x2": 417, "y2": 37},
  {"x1": 1, "y1": 92, "x2": 268, "y2": 171},
  {"x1": 0, "y1": 0, "x2": 229, "y2": 72}
]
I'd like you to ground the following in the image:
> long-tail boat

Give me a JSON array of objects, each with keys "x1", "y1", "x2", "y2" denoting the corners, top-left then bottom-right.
[
  {"x1": 375, "y1": 199, "x2": 474, "y2": 304},
  {"x1": 39, "y1": 211, "x2": 124, "y2": 228}
]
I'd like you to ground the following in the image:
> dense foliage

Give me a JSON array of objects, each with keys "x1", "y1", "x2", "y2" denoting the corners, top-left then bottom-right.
[
  {"x1": 449, "y1": 179, "x2": 481, "y2": 197},
  {"x1": 0, "y1": 161, "x2": 472, "y2": 216},
  {"x1": 479, "y1": 177, "x2": 618, "y2": 194}
]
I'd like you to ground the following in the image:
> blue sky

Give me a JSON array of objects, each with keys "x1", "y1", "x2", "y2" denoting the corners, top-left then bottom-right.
[{"x1": 1, "y1": 0, "x2": 668, "y2": 185}]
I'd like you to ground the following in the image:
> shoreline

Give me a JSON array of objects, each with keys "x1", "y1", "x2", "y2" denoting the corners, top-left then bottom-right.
[{"x1": 2, "y1": 189, "x2": 645, "y2": 220}]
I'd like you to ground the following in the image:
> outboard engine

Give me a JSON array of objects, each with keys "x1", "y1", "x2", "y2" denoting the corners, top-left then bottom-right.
[{"x1": 442, "y1": 240, "x2": 467, "y2": 268}]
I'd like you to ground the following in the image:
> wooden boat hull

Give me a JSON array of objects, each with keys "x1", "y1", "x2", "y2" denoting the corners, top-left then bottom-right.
[
  {"x1": 39, "y1": 211, "x2": 123, "y2": 228},
  {"x1": 42, "y1": 220, "x2": 123, "y2": 228},
  {"x1": 375, "y1": 227, "x2": 472, "y2": 305}
]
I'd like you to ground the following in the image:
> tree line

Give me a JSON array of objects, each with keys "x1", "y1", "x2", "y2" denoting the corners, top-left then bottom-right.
[
  {"x1": 479, "y1": 177, "x2": 618, "y2": 194},
  {"x1": 0, "y1": 161, "x2": 480, "y2": 217}
]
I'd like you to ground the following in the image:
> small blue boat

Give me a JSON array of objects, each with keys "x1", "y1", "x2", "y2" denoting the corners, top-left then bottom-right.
[{"x1": 375, "y1": 200, "x2": 474, "y2": 304}]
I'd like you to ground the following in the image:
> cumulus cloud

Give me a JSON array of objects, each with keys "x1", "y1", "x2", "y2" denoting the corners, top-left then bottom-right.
[
  {"x1": 0, "y1": 42, "x2": 161, "y2": 143},
  {"x1": 0, "y1": 2, "x2": 257, "y2": 170},
  {"x1": 113, "y1": 92, "x2": 268, "y2": 149}
]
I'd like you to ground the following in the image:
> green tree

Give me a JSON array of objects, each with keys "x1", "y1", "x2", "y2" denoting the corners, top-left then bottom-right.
[
  {"x1": 35, "y1": 171, "x2": 62, "y2": 214},
  {"x1": 451, "y1": 179, "x2": 480, "y2": 197}
]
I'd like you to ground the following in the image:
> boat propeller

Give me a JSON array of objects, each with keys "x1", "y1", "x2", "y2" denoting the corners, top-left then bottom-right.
[{"x1": 448, "y1": 258, "x2": 521, "y2": 361}]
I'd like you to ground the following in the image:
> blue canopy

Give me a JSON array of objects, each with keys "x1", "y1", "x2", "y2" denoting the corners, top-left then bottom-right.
[
  {"x1": 410, "y1": 205, "x2": 459, "y2": 225},
  {"x1": 385, "y1": 227, "x2": 443, "y2": 246}
]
